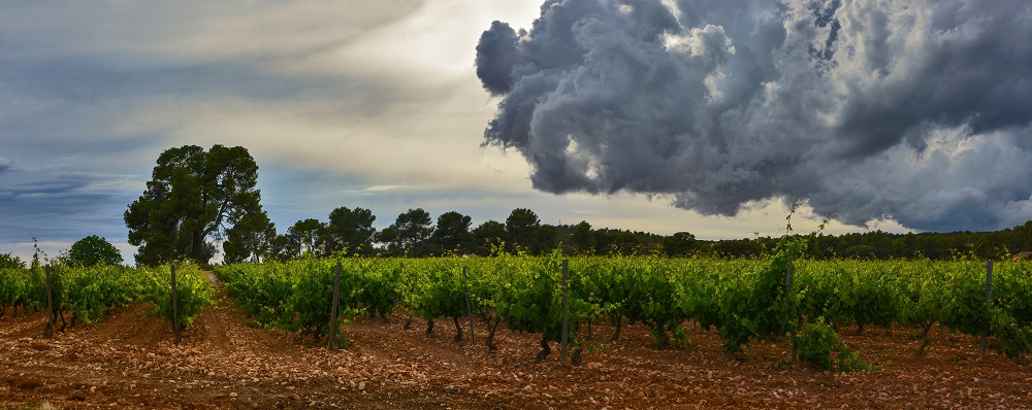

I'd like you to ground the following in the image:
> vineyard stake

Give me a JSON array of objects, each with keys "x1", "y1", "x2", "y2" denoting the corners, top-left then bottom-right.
[
  {"x1": 463, "y1": 266, "x2": 474, "y2": 344},
  {"x1": 328, "y1": 261, "x2": 343, "y2": 349},
  {"x1": 560, "y1": 258, "x2": 570, "y2": 366},
  {"x1": 981, "y1": 259, "x2": 993, "y2": 351},
  {"x1": 785, "y1": 261, "x2": 793, "y2": 295},
  {"x1": 44, "y1": 266, "x2": 54, "y2": 338},
  {"x1": 171, "y1": 263, "x2": 180, "y2": 345}
]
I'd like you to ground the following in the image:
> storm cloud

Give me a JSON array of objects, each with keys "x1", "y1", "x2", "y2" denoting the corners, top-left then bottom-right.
[{"x1": 476, "y1": 0, "x2": 1032, "y2": 231}]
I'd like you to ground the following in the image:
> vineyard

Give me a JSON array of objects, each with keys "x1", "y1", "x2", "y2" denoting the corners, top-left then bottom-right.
[
  {"x1": 3, "y1": 246, "x2": 1032, "y2": 408},
  {"x1": 215, "y1": 242, "x2": 1032, "y2": 366},
  {"x1": 0, "y1": 263, "x2": 212, "y2": 332}
]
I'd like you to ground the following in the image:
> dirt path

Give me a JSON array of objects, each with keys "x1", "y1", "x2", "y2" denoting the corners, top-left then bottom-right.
[{"x1": 2, "y1": 274, "x2": 1032, "y2": 409}]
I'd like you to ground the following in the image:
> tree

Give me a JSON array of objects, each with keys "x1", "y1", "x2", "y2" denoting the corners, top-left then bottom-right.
[
  {"x1": 68, "y1": 235, "x2": 123, "y2": 266},
  {"x1": 223, "y1": 211, "x2": 276, "y2": 263},
  {"x1": 269, "y1": 234, "x2": 298, "y2": 261},
  {"x1": 571, "y1": 221, "x2": 595, "y2": 255},
  {"x1": 0, "y1": 253, "x2": 25, "y2": 270},
  {"x1": 663, "y1": 232, "x2": 696, "y2": 257},
  {"x1": 382, "y1": 209, "x2": 434, "y2": 256},
  {"x1": 288, "y1": 219, "x2": 324, "y2": 257},
  {"x1": 505, "y1": 208, "x2": 540, "y2": 254},
  {"x1": 430, "y1": 211, "x2": 473, "y2": 255},
  {"x1": 125, "y1": 145, "x2": 269, "y2": 266},
  {"x1": 472, "y1": 220, "x2": 506, "y2": 255},
  {"x1": 324, "y1": 207, "x2": 376, "y2": 256}
]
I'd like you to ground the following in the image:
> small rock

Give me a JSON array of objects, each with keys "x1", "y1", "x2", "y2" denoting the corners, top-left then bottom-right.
[
  {"x1": 229, "y1": 392, "x2": 239, "y2": 398},
  {"x1": 358, "y1": 382, "x2": 367, "y2": 391}
]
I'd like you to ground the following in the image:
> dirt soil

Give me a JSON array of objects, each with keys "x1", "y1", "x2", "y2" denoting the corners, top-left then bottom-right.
[{"x1": 2, "y1": 273, "x2": 1031, "y2": 409}]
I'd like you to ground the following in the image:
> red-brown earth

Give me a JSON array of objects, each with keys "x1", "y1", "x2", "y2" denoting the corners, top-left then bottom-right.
[{"x1": 2, "y1": 274, "x2": 1030, "y2": 409}]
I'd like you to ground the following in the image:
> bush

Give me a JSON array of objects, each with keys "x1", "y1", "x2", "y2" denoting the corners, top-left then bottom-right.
[
  {"x1": 990, "y1": 308, "x2": 1032, "y2": 360},
  {"x1": 145, "y1": 263, "x2": 213, "y2": 329},
  {"x1": 793, "y1": 317, "x2": 870, "y2": 372}
]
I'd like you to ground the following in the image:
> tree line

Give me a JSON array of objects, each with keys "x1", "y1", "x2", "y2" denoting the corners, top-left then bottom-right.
[{"x1": 20, "y1": 144, "x2": 1001, "y2": 267}]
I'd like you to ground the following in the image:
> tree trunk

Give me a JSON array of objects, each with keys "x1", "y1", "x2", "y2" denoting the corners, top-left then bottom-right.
[
  {"x1": 452, "y1": 316, "x2": 464, "y2": 343},
  {"x1": 918, "y1": 321, "x2": 934, "y2": 355},
  {"x1": 653, "y1": 323, "x2": 670, "y2": 349},
  {"x1": 426, "y1": 319, "x2": 434, "y2": 337},
  {"x1": 536, "y1": 336, "x2": 551, "y2": 362},
  {"x1": 57, "y1": 309, "x2": 68, "y2": 332},
  {"x1": 610, "y1": 316, "x2": 623, "y2": 342},
  {"x1": 487, "y1": 317, "x2": 502, "y2": 352}
]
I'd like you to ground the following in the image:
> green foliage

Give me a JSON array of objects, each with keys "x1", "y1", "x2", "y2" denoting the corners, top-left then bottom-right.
[
  {"x1": 380, "y1": 208, "x2": 435, "y2": 257},
  {"x1": 505, "y1": 208, "x2": 541, "y2": 254},
  {"x1": 144, "y1": 263, "x2": 213, "y2": 329},
  {"x1": 1, "y1": 262, "x2": 211, "y2": 330},
  {"x1": 223, "y1": 210, "x2": 277, "y2": 264},
  {"x1": 0, "y1": 268, "x2": 31, "y2": 316},
  {"x1": 324, "y1": 207, "x2": 377, "y2": 256},
  {"x1": 217, "y1": 258, "x2": 401, "y2": 340},
  {"x1": 68, "y1": 235, "x2": 123, "y2": 267},
  {"x1": 715, "y1": 240, "x2": 804, "y2": 353},
  {"x1": 429, "y1": 211, "x2": 474, "y2": 256},
  {"x1": 0, "y1": 253, "x2": 26, "y2": 270},
  {"x1": 61, "y1": 265, "x2": 146, "y2": 324},
  {"x1": 125, "y1": 144, "x2": 272, "y2": 266},
  {"x1": 793, "y1": 317, "x2": 870, "y2": 371},
  {"x1": 214, "y1": 253, "x2": 1032, "y2": 363}
]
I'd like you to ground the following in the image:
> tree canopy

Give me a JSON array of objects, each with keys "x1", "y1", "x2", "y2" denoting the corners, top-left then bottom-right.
[
  {"x1": 324, "y1": 207, "x2": 376, "y2": 256},
  {"x1": 505, "y1": 208, "x2": 541, "y2": 254},
  {"x1": 0, "y1": 253, "x2": 25, "y2": 270},
  {"x1": 124, "y1": 145, "x2": 272, "y2": 266},
  {"x1": 68, "y1": 235, "x2": 123, "y2": 267},
  {"x1": 430, "y1": 211, "x2": 473, "y2": 255},
  {"x1": 379, "y1": 208, "x2": 434, "y2": 257}
]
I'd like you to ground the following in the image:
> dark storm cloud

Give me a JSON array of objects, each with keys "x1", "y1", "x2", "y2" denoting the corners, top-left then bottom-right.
[{"x1": 476, "y1": 0, "x2": 1032, "y2": 231}]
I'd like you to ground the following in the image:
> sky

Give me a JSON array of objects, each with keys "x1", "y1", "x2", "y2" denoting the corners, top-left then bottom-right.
[{"x1": 4, "y1": 0, "x2": 1031, "y2": 264}]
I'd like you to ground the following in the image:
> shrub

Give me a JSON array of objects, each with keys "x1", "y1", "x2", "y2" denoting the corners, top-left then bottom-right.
[{"x1": 793, "y1": 317, "x2": 870, "y2": 372}]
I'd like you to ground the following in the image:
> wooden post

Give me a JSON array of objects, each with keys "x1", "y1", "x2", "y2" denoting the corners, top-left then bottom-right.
[
  {"x1": 981, "y1": 259, "x2": 993, "y2": 351},
  {"x1": 327, "y1": 261, "x2": 343, "y2": 349},
  {"x1": 785, "y1": 262, "x2": 793, "y2": 295},
  {"x1": 560, "y1": 259, "x2": 570, "y2": 365},
  {"x1": 44, "y1": 267, "x2": 54, "y2": 338},
  {"x1": 463, "y1": 266, "x2": 474, "y2": 344},
  {"x1": 171, "y1": 263, "x2": 180, "y2": 344}
]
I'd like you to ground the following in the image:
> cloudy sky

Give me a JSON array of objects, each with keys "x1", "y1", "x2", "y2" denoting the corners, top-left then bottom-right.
[{"x1": 5, "y1": 0, "x2": 1031, "y2": 263}]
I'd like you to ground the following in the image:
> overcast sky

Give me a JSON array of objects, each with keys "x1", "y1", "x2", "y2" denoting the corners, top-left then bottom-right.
[{"x1": 11, "y1": 0, "x2": 1030, "y2": 262}]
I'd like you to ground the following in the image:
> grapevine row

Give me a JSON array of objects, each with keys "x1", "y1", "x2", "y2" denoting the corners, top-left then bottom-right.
[{"x1": 216, "y1": 244, "x2": 1032, "y2": 363}]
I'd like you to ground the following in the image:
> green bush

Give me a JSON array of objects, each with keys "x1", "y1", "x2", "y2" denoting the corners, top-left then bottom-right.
[
  {"x1": 793, "y1": 317, "x2": 870, "y2": 372},
  {"x1": 145, "y1": 263, "x2": 213, "y2": 329}
]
